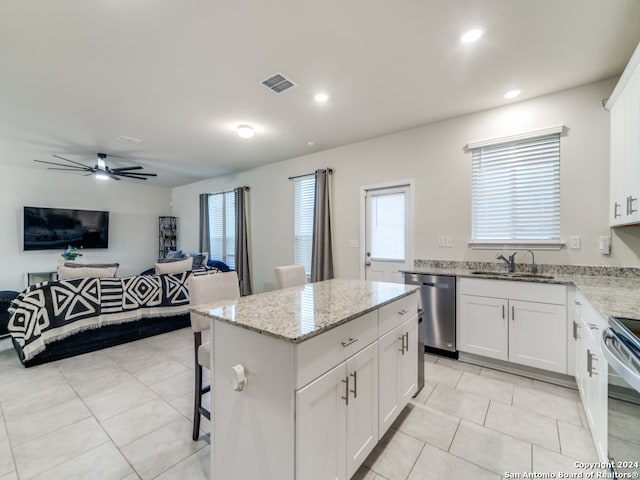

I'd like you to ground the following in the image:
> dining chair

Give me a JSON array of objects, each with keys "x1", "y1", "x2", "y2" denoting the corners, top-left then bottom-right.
[
  {"x1": 274, "y1": 264, "x2": 307, "y2": 289},
  {"x1": 187, "y1": 271, "x2": 240, "y2": 440}
]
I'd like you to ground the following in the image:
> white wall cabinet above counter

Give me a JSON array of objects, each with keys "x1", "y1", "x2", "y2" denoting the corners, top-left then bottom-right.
[{"x1": 608, "y1": 41, "x2": 640, "y2": 227}]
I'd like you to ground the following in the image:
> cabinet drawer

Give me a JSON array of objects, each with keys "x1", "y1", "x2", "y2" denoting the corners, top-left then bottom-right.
[
  {"x1": 295, "y1": 310, "x2": 378, "y2": 389},
  {"x1": 379, "y1": 293, "x2": 417, "y2": 336}
]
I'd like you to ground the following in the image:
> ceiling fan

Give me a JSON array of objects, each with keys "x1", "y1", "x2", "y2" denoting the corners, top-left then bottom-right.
[{"x1": 34, "y1": 153, "x2": 158, "y2": 181}]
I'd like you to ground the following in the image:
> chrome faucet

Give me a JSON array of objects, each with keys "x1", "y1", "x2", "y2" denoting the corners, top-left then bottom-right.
[
  {"x1": 523, "y1": 249, "x2": 536, "y2": 274},
  {"x1": 496, "y1": 252, "x2": 517, "y2": 273}
]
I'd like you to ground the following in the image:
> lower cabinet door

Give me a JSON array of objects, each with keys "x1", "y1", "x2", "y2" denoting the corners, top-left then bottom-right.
[
  {"x1": 509, "y1": 300, "x2": 567, "y2": 374},
  {"x1": 378, "y1": 327, "x2": 402, "y2": 436},
  {"x1": 400, "y1": 316, "x2": 418, "y2": 402},
  {"x1": 346, "y1": 342, "x2": 379, "y2": 478},
  {"x1": 458, "y1": 294, "x2": 509, "y2": 361},
  {"x1": 296, "y1": 362, "x2": 347, "y2": 480}
]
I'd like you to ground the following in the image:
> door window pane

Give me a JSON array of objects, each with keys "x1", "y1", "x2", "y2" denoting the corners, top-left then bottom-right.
[{"x1": 370, "y1": 192, "x2": 405, "y2": 261}]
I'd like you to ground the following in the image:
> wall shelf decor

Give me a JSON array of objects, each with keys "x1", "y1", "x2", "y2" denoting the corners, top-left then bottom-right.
[{"x1": 159, "y1": 216, "x2": 177, "y2": 259}]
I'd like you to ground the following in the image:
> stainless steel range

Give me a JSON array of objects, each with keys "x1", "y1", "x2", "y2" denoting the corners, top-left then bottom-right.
[{"x1": 602, "y1": 316, "x2": 640, "y2": 479}]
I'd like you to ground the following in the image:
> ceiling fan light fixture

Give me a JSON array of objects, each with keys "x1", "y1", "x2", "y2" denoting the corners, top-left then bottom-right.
[
  {"x1": 95, "y1": 173, "x2": 109, "y2": 181},
  {"x1": 237, "y1": 124, "x2": 255, "y2": 139}
]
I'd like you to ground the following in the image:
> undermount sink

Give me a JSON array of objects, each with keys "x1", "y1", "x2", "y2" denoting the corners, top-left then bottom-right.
[{"x1": 470, "y1": 271, "x2": 554, "y2": 280}]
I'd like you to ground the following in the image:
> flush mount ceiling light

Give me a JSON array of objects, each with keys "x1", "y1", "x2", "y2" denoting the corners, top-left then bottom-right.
[
  {"x1": 460, "y1": 28, "x2": 483, "y2": 43},
  {"x1": 237, "y1": 124, "x2": 255, "y2": 139},
  {"x1": 314, "y1": 92, "x2": 329, "y2": 103},
  {"x1": 504, "y1": 89, "x2": 521, "y2": 99}
]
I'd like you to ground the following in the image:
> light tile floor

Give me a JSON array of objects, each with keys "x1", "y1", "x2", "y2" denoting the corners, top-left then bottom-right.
[{"x1": 0, "y1": 332, "x2": 598, "y2": 480}]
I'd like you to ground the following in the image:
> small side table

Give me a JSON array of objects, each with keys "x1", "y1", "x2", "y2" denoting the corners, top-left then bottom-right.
[{"x1": 26, "y1": 271, "x2": 58, "y2": 287}]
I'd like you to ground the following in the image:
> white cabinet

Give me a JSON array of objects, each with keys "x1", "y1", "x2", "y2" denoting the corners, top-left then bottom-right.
[
  {"x1": 573, "y1": 292, "x2": 608, "y2": 462},
  {"x1": 457, "y1": 279, "x2": 567, "y2": 374},
  {"x1": 458, "y1": 295, "x2": 508, "y2": 361},
  {"x1": 609, "y1": 42, "x2": 640, "y2": 226},
  {"x1": 296, "y1": 342, "x2": 379, "y2": 480},
  {"x1": 378, "y1": 315, "x2": 418, "y2": 436}
]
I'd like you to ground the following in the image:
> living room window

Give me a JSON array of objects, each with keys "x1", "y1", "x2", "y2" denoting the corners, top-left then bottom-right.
[
  {"x1": 208, "y1": 190, "x2": 236, "y2": 269},
  {"x1": 469, "y1": 126, "x2": 562, "y2": 247},
  {"x1": 294, "y1": 175, "x2": 315, "y2": 276}
]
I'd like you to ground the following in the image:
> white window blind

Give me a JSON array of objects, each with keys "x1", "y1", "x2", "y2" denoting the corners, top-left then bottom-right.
[
  {"x1": 294, "y1": 176, "x2": 315, "y2": 276},
  {"x1": 208, "y1": 190, "x2": 236, "y2": 269},
  {"x1": 471, "y1": 133, "x2": 560, "y2": 242}
]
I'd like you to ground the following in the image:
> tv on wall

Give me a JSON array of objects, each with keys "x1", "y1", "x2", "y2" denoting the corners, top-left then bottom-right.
[{"x1": 23, "y1": 206, "x2": 110, "y2": 251}]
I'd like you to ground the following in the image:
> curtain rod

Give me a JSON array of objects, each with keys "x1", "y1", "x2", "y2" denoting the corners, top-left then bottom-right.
[
  {"x1": 206, "y1": 186, "x2": 250, "y2": 195},
  {"x1": 288, "y1": 168, "x2": 334, "y2": 181}
]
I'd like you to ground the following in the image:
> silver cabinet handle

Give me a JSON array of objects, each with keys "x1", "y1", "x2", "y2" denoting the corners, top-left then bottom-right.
[
  {"x1": 350, "y1": 371, "x2": 357, "y2": 399},
  {"x1": 403, "y1": 332, "x2": 409, "y2": 353},
  {"x1": 342, "y1": 377, "x2": 349, "y2": 405},
  {"x1": 511, "y1": 305, "x2": 515, "y2": 321},
  {"x1": 398, "y1": 309, "x2": 409, "y2": 316},
  {"x1": 587, "y1": 349, "x2": 598, "y2": 377},
  {"x1": 630, "y1": 196, "x2": 638, "y2": 214},
  {"x1": 398, "y1": 335, "x2": 405, "y2": 354},
  {"x1": 572, "y1": 320, "x2": 581, "y2": 340},
  {"x1": 502, "y1": 305, "x2": 505, "y2": 319},
  {"x1": 341, "y1": 338, "x2": 358, "y2": 348},
  {"x1": 588, "y1": 323, "x2": 599, "y2": 331},
  {"x1": 614, "y1": 202, "x2": 621, "y2": 218},
  {"x1": 574, "y1": 300, "x2": 582, "y2": 306}
]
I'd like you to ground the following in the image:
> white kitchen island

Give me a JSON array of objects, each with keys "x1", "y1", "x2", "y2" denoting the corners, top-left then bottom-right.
[{"x1": 191, "y1": 278, "x2": 419, "y2": 480}]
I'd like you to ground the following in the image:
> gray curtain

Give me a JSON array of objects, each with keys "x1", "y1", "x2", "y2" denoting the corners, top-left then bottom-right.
[
  {"x1": 311, "y1": 169, "x2": 334, "y2": 282},
  {"x1": 199, "y1": 194, "x2": 210, "y2": 253},
  {"x1": 235, "y1": 186, "x2": 252, "y2": 295}
]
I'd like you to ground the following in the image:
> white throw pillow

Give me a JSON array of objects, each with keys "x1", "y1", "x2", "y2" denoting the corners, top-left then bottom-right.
[
  {"x1": 57, "y1": 264, "x2": 118, "y2": 280},
  {"x1": 154, "y1": 257, "x2": 193, "y2": 275}
]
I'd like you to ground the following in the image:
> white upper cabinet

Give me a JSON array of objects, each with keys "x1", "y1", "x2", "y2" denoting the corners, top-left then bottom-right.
[{"x1": 609, "y1": 42, "x2": 640, "y2": 227}]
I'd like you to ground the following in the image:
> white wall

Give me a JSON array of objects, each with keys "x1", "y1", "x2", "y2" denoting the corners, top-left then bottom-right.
[
  {"x1": 172, "y1": 78, "x2": 640, "y2": 293},
  {"x1": 0, "y1": 164, "x2": 173, "y2": 291}
]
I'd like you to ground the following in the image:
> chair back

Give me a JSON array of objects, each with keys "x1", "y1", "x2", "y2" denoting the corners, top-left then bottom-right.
[
  {"x1": 188, "y1": 271, "x2": 240, "y2": 332},
  {"x1": 274, "y1": 265, "x2": 307, "y2": 289}
]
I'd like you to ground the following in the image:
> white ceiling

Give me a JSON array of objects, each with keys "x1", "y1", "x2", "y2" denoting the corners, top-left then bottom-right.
[{"x1": 1, "y1": 0, "x2": 639, "y2": 187}]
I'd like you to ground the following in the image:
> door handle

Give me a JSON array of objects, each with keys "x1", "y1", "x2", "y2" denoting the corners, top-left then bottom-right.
[
  {"x1": 341, "y1": 338, "x2": 358, "y2": 348},
  {"x1": 341, "y1": 377, "x2": 349, "y2": 405},
  {"x1": 365, "y1": 261, "x2": 372, "y2": 267},
  {"x1": 350, "y1": 371, "x2": 357, "y2": 399}
]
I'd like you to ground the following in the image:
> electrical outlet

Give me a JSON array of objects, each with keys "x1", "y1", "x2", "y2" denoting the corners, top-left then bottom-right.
[
  {"x1": 570, "y1": 236, "x2": 581, "y2": 250},
  {"x1": 438, "y1": 236, "x2": 445, "y2": 247},
  {"x1": 445, "y1": 235, "x2": 453, "y2": 247}
]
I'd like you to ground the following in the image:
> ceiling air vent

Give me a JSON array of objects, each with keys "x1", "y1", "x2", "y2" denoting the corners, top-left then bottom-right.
[{"x1": 261, "y1": 73, "x2": 297, "y2": 94}]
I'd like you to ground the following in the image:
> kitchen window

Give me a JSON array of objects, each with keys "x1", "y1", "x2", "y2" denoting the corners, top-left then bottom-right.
[
  {"x1": 208, "y1": 190, "x2": 236, "y2": 269},
  {"x1": 294, "y1": 175, "x2": 315, "y2": 276},
  {"x1": 469, "y1": 126, "x2": 562, "y2": 248}
]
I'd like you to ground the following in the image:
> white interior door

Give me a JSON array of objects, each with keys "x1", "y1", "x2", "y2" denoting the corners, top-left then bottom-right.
[{"x1": 363, "y1": 184, "x2": 411, "y2": 283}]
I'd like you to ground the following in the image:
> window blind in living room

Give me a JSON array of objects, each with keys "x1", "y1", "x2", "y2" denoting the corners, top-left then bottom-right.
[
  {"x1": 208, "y1": 190, "x2": 236, "y2": 269},
  {"x1": 294, "y1": 175, "x2": 315, "y2": 276}
]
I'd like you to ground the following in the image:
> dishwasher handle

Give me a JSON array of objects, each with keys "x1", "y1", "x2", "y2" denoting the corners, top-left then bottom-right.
[{"x1": 421, "y1": 282, "x2": 450, "y2": 289}]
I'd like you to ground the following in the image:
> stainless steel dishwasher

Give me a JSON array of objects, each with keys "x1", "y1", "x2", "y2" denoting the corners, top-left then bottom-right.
[{"x1": 404, "y1": 273, "x2": 456, "y2": 356}]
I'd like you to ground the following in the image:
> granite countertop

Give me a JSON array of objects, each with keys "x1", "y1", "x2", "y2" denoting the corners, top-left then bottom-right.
[
  {"x1": 190, "y1": 278, "x2": 418, "y2": 343},
  {"x1": 402, "y1": 263, "x2": 640, "y2": 321}
]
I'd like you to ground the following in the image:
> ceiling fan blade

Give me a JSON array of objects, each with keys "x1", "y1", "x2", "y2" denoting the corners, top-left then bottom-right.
[
  {"x1": 46, "y1": 167, "x2": 92, "y2": 172},
  {"x1": 115, "y1": 173, "x2": 150, "y2": 180},
  {"x1": 110, "y1": 166, "x2": 143, "y2": 172},
  {"x1": 107, "y1": 173, "x2": 121, "y2": 181},
  {"x1": 34, "y1": 159, "x2": 90, "y2": 170},
  {"x1": 52, "y1": 155, "x2": 92, "y2": 169},
  {"x1": 117, "y1": 172, "x2": 157, "y2": 177}
]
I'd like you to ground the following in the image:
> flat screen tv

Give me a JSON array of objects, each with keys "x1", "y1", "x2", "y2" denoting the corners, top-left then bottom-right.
[{"x1": 23, "y1": 206, "x2": 109, "y2": 251}]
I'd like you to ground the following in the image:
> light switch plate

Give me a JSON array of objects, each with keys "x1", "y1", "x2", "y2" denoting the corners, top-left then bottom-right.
[
  {"x1": 570, "y1": 236, "x2": 581, "y2": 250},
  {"x1": 438, "y1": 236, "x2": 445, "y2": 247},
  {"x1": 445, "y1": 236, "x2": 453, "y2": 247}
]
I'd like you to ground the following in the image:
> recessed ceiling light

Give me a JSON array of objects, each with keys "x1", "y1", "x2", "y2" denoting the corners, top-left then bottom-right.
[
  {"x1": 460, "y1": 28, "x2": 483, "y2": 43},
  {"x1": 314, "y1": 92, "x2": 329, "y2": 103},
  {"x1": 237, "y1": 124, "x2": 254, "y2": 139},
  {"x1": 504, "y1": 89, "x2": 521, "y2": 99}
]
